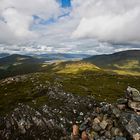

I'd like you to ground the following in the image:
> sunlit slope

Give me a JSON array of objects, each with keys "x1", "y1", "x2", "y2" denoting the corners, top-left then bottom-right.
[{"x1": 51, "y1": 61, "x2": 101, "y2": 74}]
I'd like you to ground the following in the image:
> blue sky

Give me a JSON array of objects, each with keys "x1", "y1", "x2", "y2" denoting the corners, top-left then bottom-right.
[
  {"x1": 0, "y1": 0, "x2": 140, "y2": 54},
  {"x1": 33, "y1": 2, "x2": 71, "y2": 27},
  {"x1": 61, "y1": 0, "x2": 71, "y2": 7}
]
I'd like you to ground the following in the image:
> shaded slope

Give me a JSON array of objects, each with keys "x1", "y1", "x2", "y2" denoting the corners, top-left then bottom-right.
[
  {"x1": 83, "y1": 50, "x2": 140, "y2": 71},
  {"x1": 0, "y1": 53, "x2": 9, "y2": 58},
  {"x1": 0, "y1": 54, "x2": 43, "y2": 66},
  {"x1": 0, "y1": 54, "x2": 44, "y2": 79}
]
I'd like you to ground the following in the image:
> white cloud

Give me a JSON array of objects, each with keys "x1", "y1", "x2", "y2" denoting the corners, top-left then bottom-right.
[
  {"x1": 2, "y1": 8, "x2": 35, "y2": 37},
  {"x1": 0, "y1": 0, "x2": 60, "y2": 43},
  {"x1": 72, "y1": 0, "x2": 140, "y2": 44},
  {"x1": 0, "y1": 0, "x2": 140, "y2": 54}
]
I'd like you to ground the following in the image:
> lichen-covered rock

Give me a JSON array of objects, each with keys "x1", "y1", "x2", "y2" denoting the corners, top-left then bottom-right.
[
  {"x1": 133, "y1": 133, "x2": 140, "y2": 140},
  {"x1": 119, "y1": 112, "x2": 140, "y2": 138},
  {"x1": 117, "y1": 104, "x2": 126, "y2": 110},
  {"x1": 99, "y1": 120, "x2": 108, "y2": 130},
  {"x1": 0, "y1": 86, "x2": 139, "y2": 140},
  {"x1": 0, "y1": 104, "x2": 64, "y2": 140},
  {"x1": 79, "y1": 119, "x2": 91, "y2": 132},
  {"x1": 112, "y1": 107, "x2": 121, "y2": 118},
  {"x1": 94, "y1": 118, "x2": 101, "y2": 124},
  {"x1": 126, "y1": 86, "x2": 140, "y2": 100},
  {"x1": 92, "y1": 122, "x2": 102, "y2": 132},
  {"x1": 0, "y1": 85, "x2": 99, "y2": 140},
  {"x1": 117, "y1": 98, "x2": 128, "y2": 104},
  {"x1": 128, "y1": 100, "x2": 140, "y2": 111},
  {"x1": 115, "y1": 136, "x2": 127, "y2": 140},
  {"x1": 111, "y1": 127, "x2": 123, "y2": 137}
]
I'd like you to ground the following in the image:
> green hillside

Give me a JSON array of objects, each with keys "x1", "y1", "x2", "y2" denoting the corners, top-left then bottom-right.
[
  {"x1": 0, "y1": 61, "x2": 140, "y2": 116},
  {"x1": 0, "y1": 51, "x2": 140, "y2": 116},
  {"x1": 83, "y1": 50, "x2": 140, "y2": 72},
  {"x1": 0, "y1": 54, "x2": 44, "y2": 79}
]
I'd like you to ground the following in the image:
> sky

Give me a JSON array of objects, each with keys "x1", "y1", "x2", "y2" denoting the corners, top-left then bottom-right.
[{"x1": 0, "y1": 0, "x2": 140, "y2": 55}]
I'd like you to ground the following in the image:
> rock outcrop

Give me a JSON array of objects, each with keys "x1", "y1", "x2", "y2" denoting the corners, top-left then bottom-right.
[
  {"x1": 0, "y1": 86, "x2": 140, "y2": 140},
  {"x1": 0, "y1": 84, "x2": 97, "y2": 140},
  {"x1": 115, "y1": 86, "x2": 140, "y2": 139},
  {"x1": 0, "y1": 104, "x2": 64, "y2": 140}
]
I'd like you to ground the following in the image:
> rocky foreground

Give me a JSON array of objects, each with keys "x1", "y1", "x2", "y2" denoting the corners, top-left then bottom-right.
[{"x1": 0, "y1": 84, "x2": 140, "y2": 140}]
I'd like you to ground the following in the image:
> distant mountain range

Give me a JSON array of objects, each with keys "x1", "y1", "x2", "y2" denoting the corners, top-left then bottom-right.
[
  {"x1": 0, "y1": 53, "x2": 90, "y2": 68},
  {"x1": 0, "y1": 53, "x2": 90, "y2": 60},
  {"x1": 0, "y1": 53, "x2": 90, "y2": 79},
  {"x1": 83, "y1": 50, "x2": 140, "y2": 71},
  {"x1": 0, "y1": 50, "x2": 140, "y2": 79},
  {"x1": 33, "y1": 53, "x2": 90, "y2": 60},
  {"x1": 0, "y1": 53, "x2": 9, "y2": 58}
]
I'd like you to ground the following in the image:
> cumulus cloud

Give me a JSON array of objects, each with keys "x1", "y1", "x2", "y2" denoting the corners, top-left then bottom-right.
[
  {"x1": 0, "y1": 0, "x2": 60, "y2": 43},
  {"x1": 2, "y1": 8, "x2": 35, "y2": 38},
  {"x1": 72, "y1": 0, "x2": 140, "y2": 44},
  {"x1": 0, "y1": 0, "x2": 140, "y2": 54}
]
